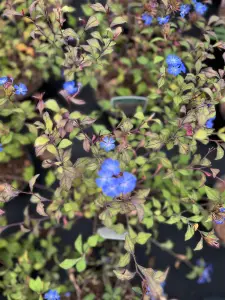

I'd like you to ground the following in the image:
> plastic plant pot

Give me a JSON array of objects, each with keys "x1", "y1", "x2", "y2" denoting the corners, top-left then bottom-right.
[{"x1": 110, "y1": 96, "x2": 148, "y2": 116}]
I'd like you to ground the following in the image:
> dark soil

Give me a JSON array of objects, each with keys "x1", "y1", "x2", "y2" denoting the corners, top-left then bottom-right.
[{"x1": 0, "y1": 154, "x2": 31, "y2": 189}]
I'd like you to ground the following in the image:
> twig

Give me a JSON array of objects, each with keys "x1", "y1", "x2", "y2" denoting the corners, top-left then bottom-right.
[
  {"x1": 68, "y1": 269, "x2": 82, "y2": 300},
  {"x1": 150, "y1": 238, "x2": 194, "y2": 269}
]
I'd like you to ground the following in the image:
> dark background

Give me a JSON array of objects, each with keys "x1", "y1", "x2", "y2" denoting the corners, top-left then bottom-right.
[{"x1": 3, "y1": 1, "x2": 225, "y2": 299}]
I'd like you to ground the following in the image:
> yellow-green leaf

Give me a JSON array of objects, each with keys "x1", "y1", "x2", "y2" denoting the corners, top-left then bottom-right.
[
  {"x1": 85, "y1": 16, "x2": 99, "y2": 30},
  {"x1": 59, "y1": 258, "x2": 80, "y2": 269},
  {"x1": 76, "y1": 257, "x2": 86, "y2": 272},
  {"x1": 136, "y1": 232, "x2": 152, "y2": 245},
  {"x1": 75, "y1": 235, "x2": 83, "y2": 254},
  {"x1": 118, "y1": 253, "x2": 130, "y2": 267},
  {"x1": 58, "y1": 139, "x2": 72, "y2": 149},
  {"x1": 35, "y1": 136, "x2": 49, "y2": 147}
]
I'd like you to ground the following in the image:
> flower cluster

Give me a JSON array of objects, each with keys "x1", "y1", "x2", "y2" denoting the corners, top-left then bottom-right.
[
  {"x1": 44, "y1": 290, "x2": 60, "y2": 300},
  {"x1": 180, "y1": 4, "x2": 191, "y2": 18},
  {"x1": 14, "y1": 83, "x2": 28, "y2": 95},
  {"x1": 196, "y1": 260, "x2": 213, "y2": 284},
  {"x1": 96, "y1": 158, "x2": 137, "y2": 197},
  {"x1": 0, "y1": 77, "x2": 7, "y2": 85},
  {"x1": 205, "y1": 116, "x2": 216, "y2": 129},
  {"x1": 0, "y1": 76, "x2": 28, "y2": 95},
  {"x1": 63, "y1": 80, "x2": 78, "y2": 95},
  {"x1": 213, "y1": 207, "x2": 225, "y2": 225},
  {"x1": 166, "y1": 55, "x2": 186, "y2": 76},
  {"x1": 142, "y1": 14, "x2": 170, "y2": 26},
  {"x1": 141, "y1": 13, "x2": 153, "y2": 26},
  {"x1": 157, "y1": 16, "x2": 170, "y2": 25},
  {"x1": 0, "y1": 144, "x2": 3, "y2": 152},
  {"x1": 142, "y1": 1, "x2": 207, "y2": 26},
  {"x1": 100, "y1": 136, "x2": 116, "y2": 152},
  {"x1": 193, "y1": 0, "x2": 208, "y2": 16}
]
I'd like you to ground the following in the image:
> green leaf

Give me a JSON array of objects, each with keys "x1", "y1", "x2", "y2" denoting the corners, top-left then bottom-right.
[
  {"x1": 118, "y1": 253, "x2": 131, "y2": 267},
  {"x1": 46, "y1": 144, "x2": 57, "y2": 155},
  {"x1": 62, "y1": 5, "x2": 75, "y2": 12},
  {"x1": 189, "y1": 216, "x2": 203, "y2": 222},
  {"x1": 215, "y1": 145, "x2": 224, "y2": 160},
  {"x1": 137, "y1": 56, "x2": 149, "y2": 65},
  {"x1": 110, "y1": 16, "x2": 126, "y2": 27},
  {"x1": 1, "y1": 132, "x2": 13, "y2": 145},
  {"x1": 158, "y1": 77, "x2": 165, "y2": 88},
  {"x1": 153, "y1": 56, "x2": 164, "y2": 64},
  {"x1": 29, "y1": 174, "x2": 40, "y2": 192},
  {"x1": 185, "y1": 225, "x2": 195, "y2": 241},
  {"x1": 35, "y1": 136, "x2": 49, "y2": 147},
  {"x1": 113, "y1": 269, "x2": 135, "y2": 281},
  {"x1": 195, "y1": 59, "x2": 202, "y2": 73},
  {"x1": 194, "y1": 129, "x2": 208, "y2": 141},
  {"x1": 58, "y1": 139, "x2": 72, "y2": 149},
  {"x1": 90, "y1": 3, "x2": 106, "y2": 12},
  {"x1": 29, "y1": 277, "x2": 43, "y2": 293},
  {"x1": 76, "y1": 257, "x2": 86, "y2": 272},
  {"x1": 124, "y1": 234, "x2": 134, "y2": 253},
  {"x1": 194, "y1": 238, "x2": 203, "y2": 251},
  {"x1": 167, "y1": 216, "x2": 180, "y2": 224},
  {"x1": 87, "y1": 235, "x2": 99, "y2": 247},
  {"x1": 134, "y1": 112, "x2": 145, "y2": 120},
  {"x1": 45, "y1": 171, "x2": 55, "y2": 187},
  {"x1": 160, "y1": 158, "x2": 172, "y2": 169},
  {"x1": 75, "y1": 235, "x2": 83, "y2": 254},
  {"x1": 174, "y1": 96, "x2": 182, "y2": 106},
  {"x1": 45, "y1": 99, "x2": 60, "y2": 112},
  {"x1": 205, "y1": 186, "x2": 220, "y2": 201},
  {"x1": 135, "y1": 156, "x2": 147, "y2": 166},
  {"x1": 136, "y1": 232, "x2": 152, "y2": 245},
  {"x1": 59, "y1": 258, "x2": 80, "y2": 269},
  {"x1": 85, "y1": 16, "x2": 99, "y2": 30},
  {"x1": 87, "y1": 38, "x2": 101, "y2": 51},
  {"x1": 43, "y1": 112, "x2": 53, "y2": 133}
]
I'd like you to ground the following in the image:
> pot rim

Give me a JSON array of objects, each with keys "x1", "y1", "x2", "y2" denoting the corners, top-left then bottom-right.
[{"x1": 110, "y1": 95, "x2": 148, "y2": 112}]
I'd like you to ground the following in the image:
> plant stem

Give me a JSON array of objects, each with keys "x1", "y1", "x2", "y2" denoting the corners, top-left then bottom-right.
[
  {"x1": 150, "y1": 238, "x2": 194, "y2": 269},
  {"x1": 68, "y1": 269, "x2": 82, "y2": 300}
]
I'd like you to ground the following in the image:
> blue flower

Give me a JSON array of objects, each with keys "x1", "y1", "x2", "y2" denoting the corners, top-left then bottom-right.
[
  {"x1": 180, "y1": 4, "x2": 191, "y2": 18},
  {"x1": 194, "y1": 1, "x2": 208, "y2": 15},
  {"x1": 157, "y1": 15, "x2": 170, "y2": 25},
  {"x1": 167, "y1": 65, "x2": 182, "y2": 76},
  {"x1": 64, "y1": 292, "x2": 71, "y2": 297},
  {"x1": 102, "y1": 178, "x2": 121, "y2": 197},
  {"x1": 0, "y1": 144, "x2": 3, "y2": 152},
  {"x1": 146, "y1": 286, "x2": 151, "y2": 296},
  {"x1": 146, "y1": 281, "x2": 166, "y2": 297},
  {"x1": 166, "y1": 55, "x2": 186, "y2": 76},
  {"x1": 205, "y1": 116, "x2": 216, "y2": 129},
  {"x1": 100, "y1": 158, "x2": 121, "y2": 176},
  {"x1": 180, "y1": 62, "x2": 186, "y2": 73},
  {"x1": 166, "y1": 55, "x2": 182, "y2": 66},
  {"x1": 63, "y1": 81, "x2": 78, "y2": 95},
  {"x1": 0, "y1": 77, "x2": 8, "y2": 85},
  {"x1": 96, "y1": 169, "x2": 113, "y2": 189},
  {"x1": 197, "y1": 263, "x2": 213, "y2": 284},
  {"x1": 96, "y1": 159, "x2": 137, "y2": 198},
  {"x1": 214, "y1": 218, "x2": 224, "y2": 225},
  {"x1": 14, "y1": 83, "x2": 28, "y2": 95},
  {"x1": 100, "y1": 136, "x2": 116, "y2": 152},
  {"x1": 44, "y1": 290, "x2": 60, "y2": 300},
  {"x1": 219, "y1": 207, "x2": 225, "y2": 213},
  {"x1": 118, "y1": 172, "x2": 137, "y2": 194},
  {"x1": 142, "y1": 13, "x2": 153, "y2": 26}
]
